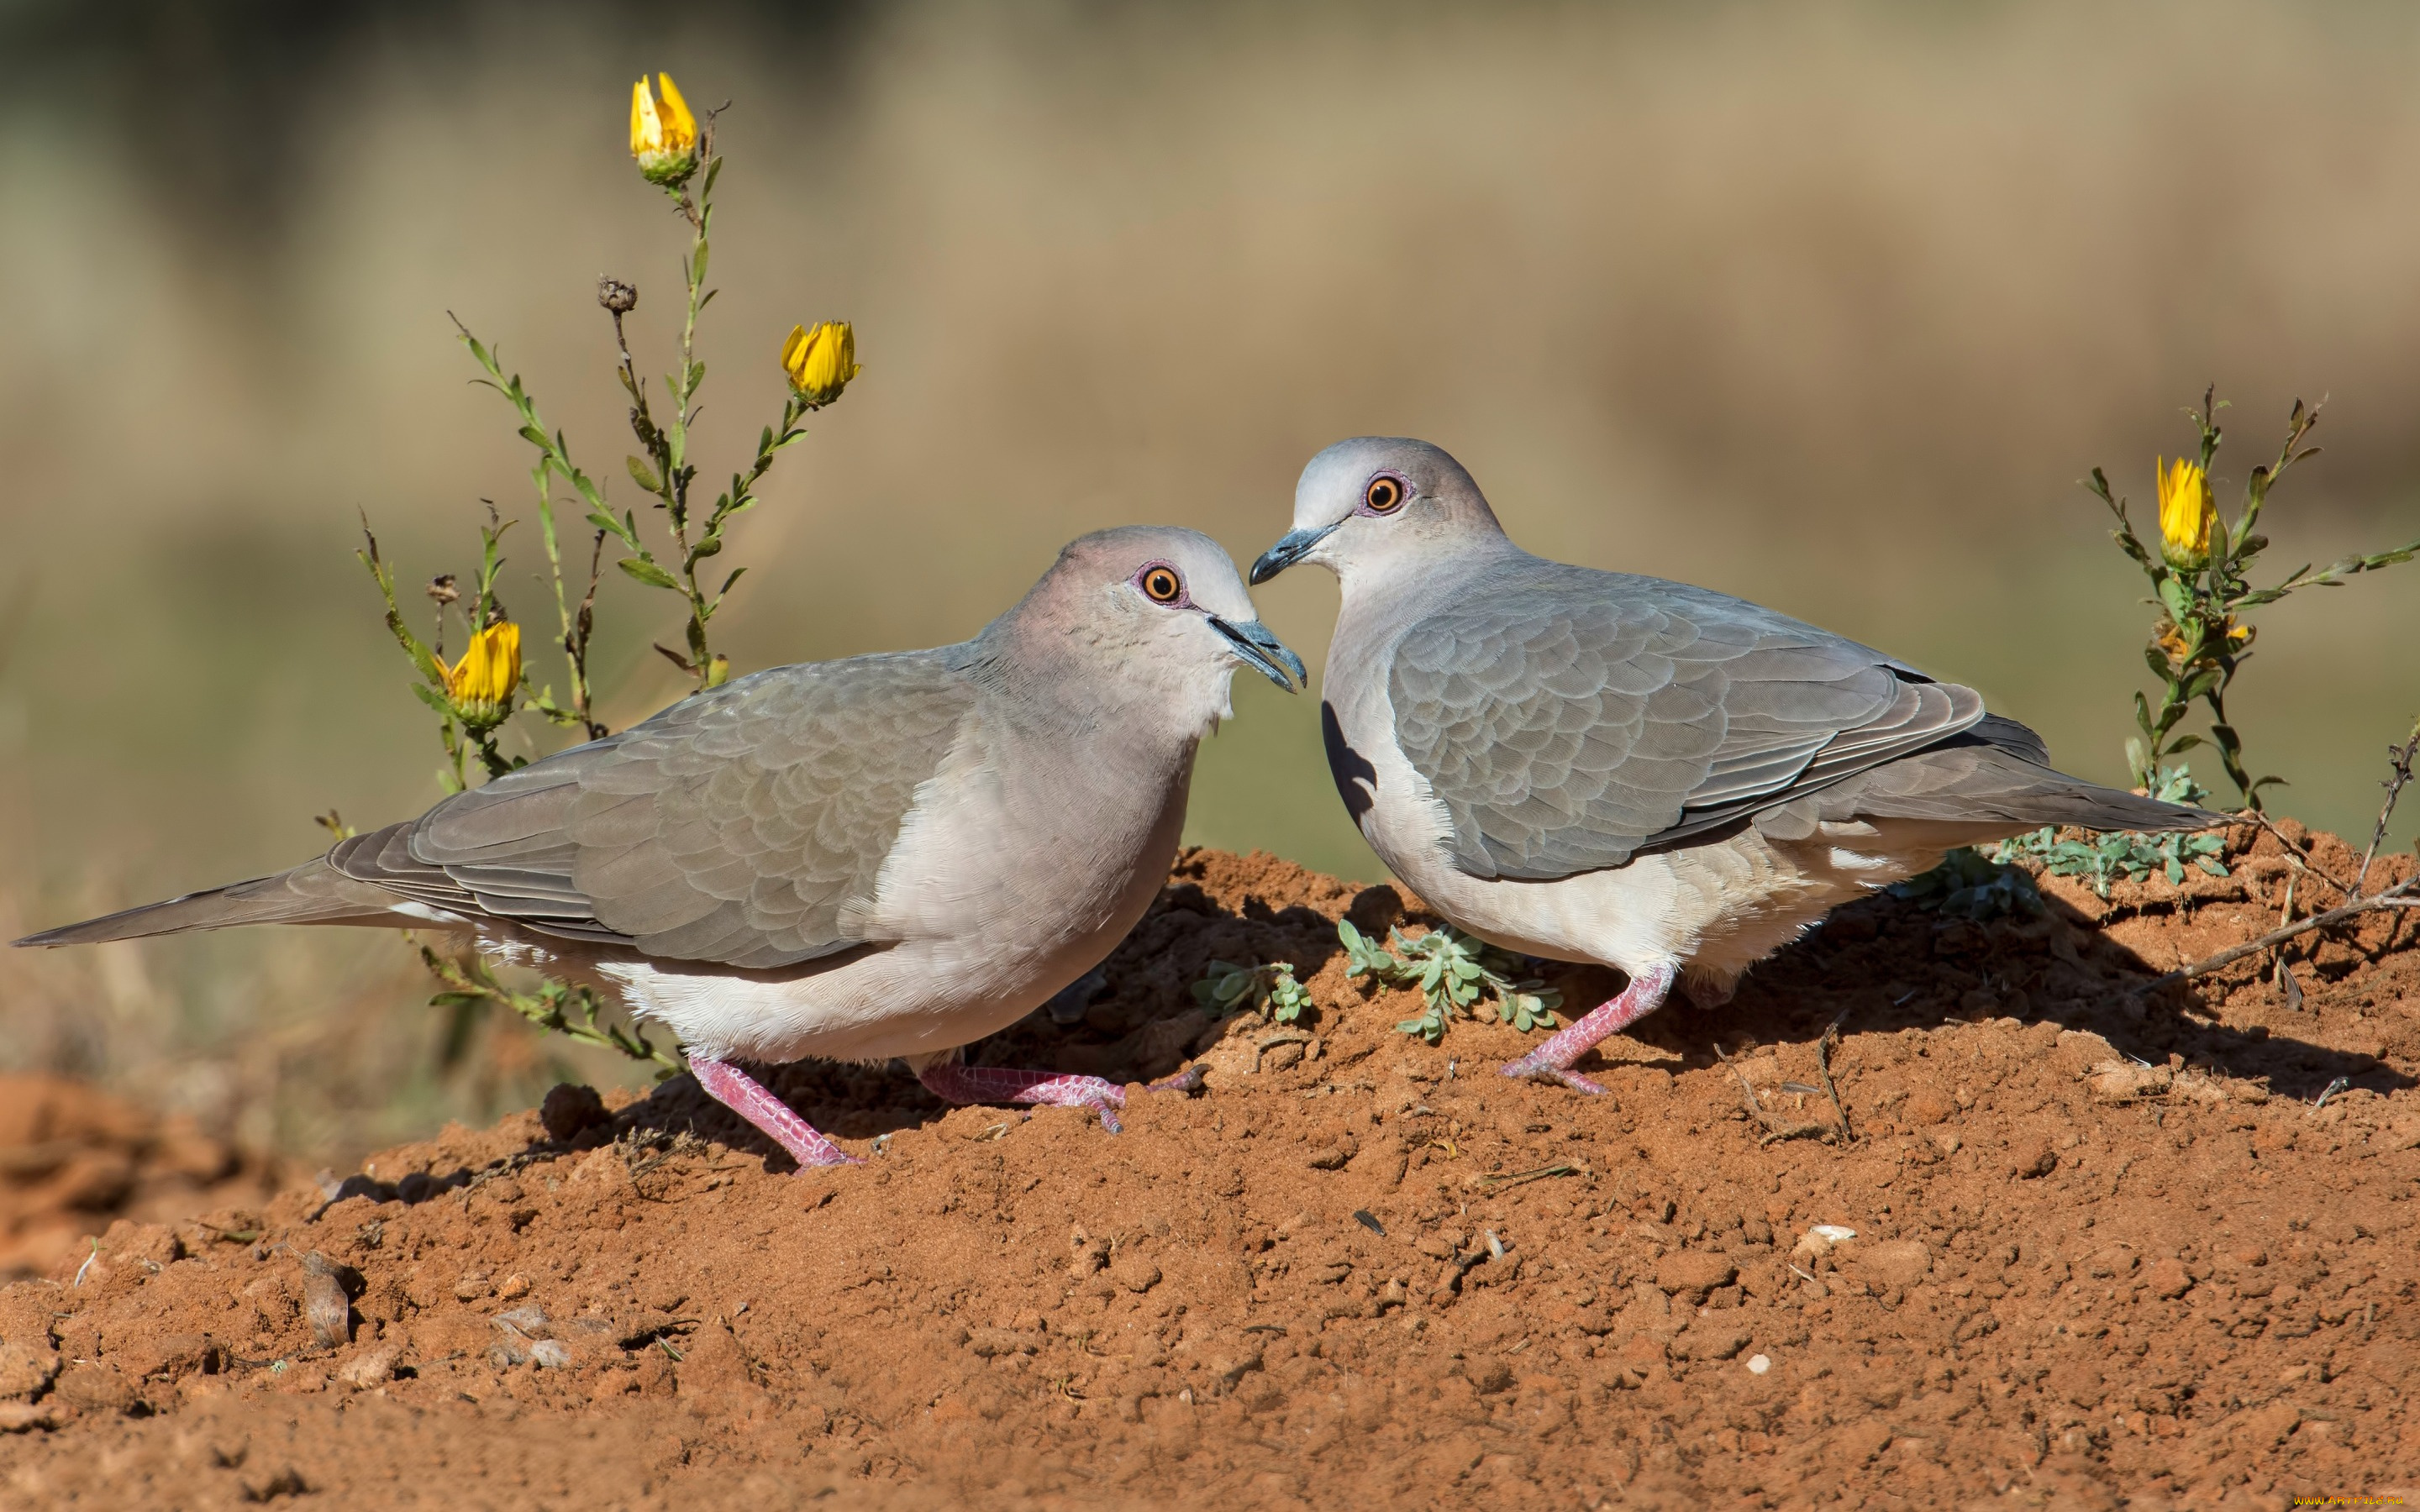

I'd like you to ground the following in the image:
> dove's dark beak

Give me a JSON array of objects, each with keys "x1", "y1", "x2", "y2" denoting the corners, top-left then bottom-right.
[
  {"x1": 1209, "y1": 616, "x2": 1306, "y2": 691},
  {"x1": 1249, "y1": 524, "x2": 1337, "y2": 585}
]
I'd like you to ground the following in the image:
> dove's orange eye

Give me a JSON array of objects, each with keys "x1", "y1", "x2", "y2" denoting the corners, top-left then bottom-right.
[
  {"x1": 1364, "y1": 475, "x2": 1405, "y2": 513},
  {"x1": 1139, "y1": 564, "x2": 1183, "y2": 604}
]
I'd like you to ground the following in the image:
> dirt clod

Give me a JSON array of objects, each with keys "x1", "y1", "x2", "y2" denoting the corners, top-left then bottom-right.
[{"x1": 539, "y1": 1083, "x2": 611, "y2": 1142}]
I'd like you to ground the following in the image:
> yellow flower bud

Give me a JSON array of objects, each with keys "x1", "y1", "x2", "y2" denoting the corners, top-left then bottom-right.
[
  {"x1": 781, "y1": 321, "x2": 861, "y2": 408},
  {"x1": 447, "y1": 620, "x2": 522, "y2": 724},
  {"x1": 2154, "y1": 455, "x2": 2216, "y2": 571},
  {"x1": 629, "y1": 73, "x2": 700, "y2": 186}
]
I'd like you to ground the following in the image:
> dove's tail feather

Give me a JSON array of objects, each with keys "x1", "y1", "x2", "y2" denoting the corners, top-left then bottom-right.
[
  {"x1": 1829, "y1": 716, "x2": 2226, "y2": 834},
  {"x1": 13, "y1": 858, "x2": 419, "y2": 948}
]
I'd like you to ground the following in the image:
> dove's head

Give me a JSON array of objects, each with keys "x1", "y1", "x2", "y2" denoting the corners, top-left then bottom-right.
[
  {"x1": 989, "y1": 526, "x2": 1303, "y2": 733},
  {"x1": 1249, "y1": 437, "x2": 1512, "y2": 590}
]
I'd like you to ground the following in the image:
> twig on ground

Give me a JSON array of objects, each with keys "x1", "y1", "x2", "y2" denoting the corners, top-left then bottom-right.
[
  {"x1": 2354, "y1": 718, "x2": 2420, "y2": 898},
  {"x1": 1470, "y1": 1163, "x2": 1583, "y2": 1190},
  {"x1": 2139, "y1": 874, "x2": 2420, "y2": 994},
  {"x1": 1817, "y1": 1011, "x2": 1855, "y2": 1145},
  {"x1": 2272, "y1": 869, "x2": 2299, "y2": 998},
  {"x1": 2233, "y1": 809, "x2": 2356, "y2": 900},
  {"x1": 1712, "y1": 1044, "x2": 1830, "y2": 1146}
]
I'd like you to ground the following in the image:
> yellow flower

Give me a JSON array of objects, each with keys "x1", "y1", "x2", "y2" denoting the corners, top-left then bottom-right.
[
  {"x1": 629, "y1": 73, "x2": 700, "y2": 186},
  {"x1": 447, "y1": 620, "x2": 521, "y2": 722},
  {"x1": 2154, "y1": 455, "x2": 2216, "y2": 570},
  {"x1": 781, "y1": 321, "x2": 860, "y2": 408}
]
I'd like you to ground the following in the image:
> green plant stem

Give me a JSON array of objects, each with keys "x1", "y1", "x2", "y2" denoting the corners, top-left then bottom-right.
[
  {"x1": 358, "y1": 518, "x2": 474, "y2": 793},
  {"x1": 2091, "y1": 393, "x2": 2418, "y2": 805},
  {"x1": 534, "y1": 467, "x2": 608, "y2": 742},
  {"x1": 418, "y1": 941, "x2": 684, "y2": 1079}
]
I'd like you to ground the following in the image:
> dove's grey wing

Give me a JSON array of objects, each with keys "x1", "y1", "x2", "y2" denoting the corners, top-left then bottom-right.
[
  {"x1": 334, "y1": 649, "x2": 981, "y2": 969},
  {"x1": 1386, "y1": 564, "x2": 1984, "y2": 880}
]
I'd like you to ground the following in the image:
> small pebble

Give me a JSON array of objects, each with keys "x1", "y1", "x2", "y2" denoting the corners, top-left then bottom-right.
[{"x1": 1746, "y1": 1353, "x2": 1772, "y2": 1375}]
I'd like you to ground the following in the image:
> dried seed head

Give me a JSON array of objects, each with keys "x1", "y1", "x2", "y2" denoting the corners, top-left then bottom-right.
[
  {"x1": 598, "y1": 276, "x2": 639, "y2": 314},
  {"x1": 425, "y1": 574, "x2": 460, "y2": 606}
]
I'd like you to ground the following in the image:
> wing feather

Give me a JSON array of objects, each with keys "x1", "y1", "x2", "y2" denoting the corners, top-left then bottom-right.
[
  {"x1": 1386, "y1": 561, "x2": 1986, "y2": 879},
  {"x1": 334, "y1": 648, "x2": 978, "y2": 967}
]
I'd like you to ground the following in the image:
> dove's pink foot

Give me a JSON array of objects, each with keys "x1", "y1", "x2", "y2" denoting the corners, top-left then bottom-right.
[
  {"x1": 692, "y1": 1057, "x2": 862, "y2": 1168},
  {"x1": 1500, "y1": 962, "x2": 1677, "y2": 1095},
  {"x1": 918, "y1": 1060, "x2": 1206, "y2": 1135}
]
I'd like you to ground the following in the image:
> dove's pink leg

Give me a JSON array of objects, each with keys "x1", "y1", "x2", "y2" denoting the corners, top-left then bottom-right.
[
  {"x1": 692, "y1": 1058, "x2": 862, "y2": 1168},
  {"x1": 1499, "y1": 962, "x2": 1677, "y2": 1095},
  {"x1": 917, "y1": 1061, "x2": 1207, "y2": 1136}
]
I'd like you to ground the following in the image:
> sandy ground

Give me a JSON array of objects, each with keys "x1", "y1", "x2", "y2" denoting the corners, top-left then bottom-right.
[{"x1": 2, "y1": 827, "x2": 2417, "y2": 1509}]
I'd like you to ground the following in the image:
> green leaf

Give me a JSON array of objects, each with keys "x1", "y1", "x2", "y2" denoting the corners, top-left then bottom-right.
[
  {"x1": 627, "y1": 455, "x2": 663, "y2": 492},
  {"x1": 691, "y1": 241, "x2": 709, "y2": 287},
  {"x1": 618, "y1": 557, "x2": 681, "y2": 591}
]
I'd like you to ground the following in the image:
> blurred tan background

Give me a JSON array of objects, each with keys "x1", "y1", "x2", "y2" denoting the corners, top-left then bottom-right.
[{"x1": 4, "y1": 0, "x2": 2419, "y2": 1163}]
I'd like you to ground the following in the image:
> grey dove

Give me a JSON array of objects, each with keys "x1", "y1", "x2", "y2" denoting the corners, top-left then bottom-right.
[
  {"x1": 18, "y1": 527, "x2": 1304, "y2": 1167},
  {"x1": 1250, "y1": 438, "x2": 2214, "y2": 1093}
]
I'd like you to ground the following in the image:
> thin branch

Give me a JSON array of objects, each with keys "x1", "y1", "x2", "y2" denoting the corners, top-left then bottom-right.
[
  {"x1": 1817, "y1": 1013, "x2": 1854, "y2": 1145},
  {"x1": 2354, "y1": 718, "x2": 2420, "y2": 898},
  {"x1": 2138, "y1": 874, "x2": 2420, "y2": 994},
  {"x1": 2229, "y1": 809, "x2": 2356, "y2": 900}
]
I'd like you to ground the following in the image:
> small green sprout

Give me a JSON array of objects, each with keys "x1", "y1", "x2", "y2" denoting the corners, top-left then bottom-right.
[
  {"x1": 1339, "y1": 919, "x2": 1400, "y2": 979},
  {"x1": 419, "y1": 943, "x2": 684, "y2": 1080},
  {"x1": 1337, "y1": 919, "x2": 1561, "y2": 1045},
  {"x1": 1989, "y1": 766, "x2": 2230, "y2": 898},
  {"x1": 1190, "y1": 960, "x2": 1313, "y2": 1024},
  {"x1": 1887, "y1": 846, "x2": 2044, "y2": 921}
]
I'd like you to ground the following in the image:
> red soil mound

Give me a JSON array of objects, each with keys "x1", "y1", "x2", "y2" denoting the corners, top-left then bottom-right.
[
  {"x1": 0, "y1": 1075, "x2": 287, "y2": 1284},
  {"x1": 3, "y1": 829, "x2": 2417, "y2": 1509}
]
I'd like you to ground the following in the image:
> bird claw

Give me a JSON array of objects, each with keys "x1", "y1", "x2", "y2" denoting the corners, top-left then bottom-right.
[
  {"x1": 1147, "y1": 1063, "x2": 1207, "y2": 1096},
  {"x1": 1499, "y1": 1058, "x2": 1607, "y2": 1096}
]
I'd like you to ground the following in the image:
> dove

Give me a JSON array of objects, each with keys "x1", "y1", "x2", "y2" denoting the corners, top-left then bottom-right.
[
  {"x1": 1250, "y1": 438, "x2": 2215, "y2": 1093},
  {"x1": 18, "y1": 527, "x2": 1304, "y2": 1166}
]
